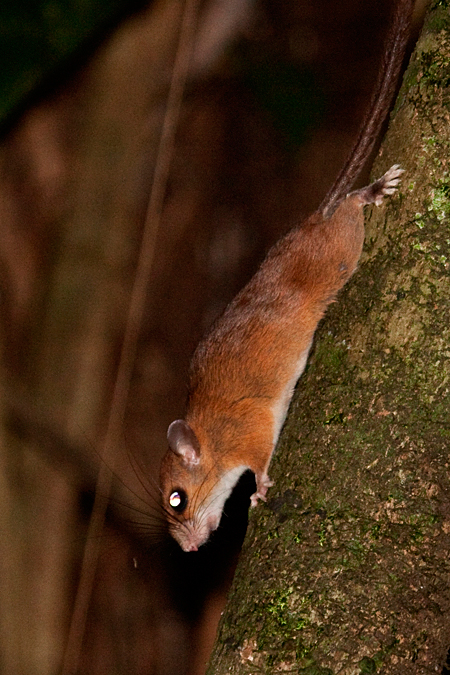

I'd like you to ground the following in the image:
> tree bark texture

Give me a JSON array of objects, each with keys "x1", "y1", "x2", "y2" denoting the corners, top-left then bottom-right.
[{"x1": 207, "y1": 3, "x2": 450, "y2": 673}]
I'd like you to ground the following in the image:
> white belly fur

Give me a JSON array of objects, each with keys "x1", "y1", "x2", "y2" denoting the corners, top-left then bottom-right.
[
  {"x1": 271, "y1": 345, "x2": 312, "y2": 447},
  {"x1": 205, "y1": 464, "x2": 248, "y2": 522}
]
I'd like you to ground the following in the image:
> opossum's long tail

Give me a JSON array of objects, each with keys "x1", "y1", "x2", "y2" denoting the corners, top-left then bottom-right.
[{"x1": 321, "y1": 0, "x2": 415, "y2": 218}]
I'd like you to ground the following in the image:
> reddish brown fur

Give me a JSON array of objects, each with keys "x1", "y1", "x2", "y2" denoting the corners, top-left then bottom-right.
[
  {"x1": 160, "y1": 168, "x2": 403, "y2": 551},
  {"x1": 186, "y1": 195, "x2": 365, "y2": 472},
  {"x1": 160, "y1": 0, "x2": 414, "y2": 552}
]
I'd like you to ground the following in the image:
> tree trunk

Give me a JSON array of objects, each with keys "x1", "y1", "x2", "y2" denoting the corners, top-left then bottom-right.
[{"x1": 207, "y1": 3, "x2": 450, "y2": 673}]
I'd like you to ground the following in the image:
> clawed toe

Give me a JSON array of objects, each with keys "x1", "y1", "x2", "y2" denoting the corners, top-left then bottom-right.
[
  {"x1": 250, "y1": 475, "x2": 274, "y2": 507},
  {"x1": 250, "y1": 491, "x2": 265, "y2": 507}
]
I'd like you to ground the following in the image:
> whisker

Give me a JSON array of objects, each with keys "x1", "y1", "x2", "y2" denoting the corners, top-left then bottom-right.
[
  {"x1": 87, "y1": 435, "x2": 163, "y2": 514},
  {"x1": 125, "y1": 445, "x2": 165, "y2": 508},
  {"x1": 108, "y1": 495, "x2": 159, "y2": 518}
]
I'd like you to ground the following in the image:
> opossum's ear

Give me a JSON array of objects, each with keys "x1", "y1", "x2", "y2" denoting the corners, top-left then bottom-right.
[{"x1": 167, "y1": 420, "x2": 201, "y2": 467}]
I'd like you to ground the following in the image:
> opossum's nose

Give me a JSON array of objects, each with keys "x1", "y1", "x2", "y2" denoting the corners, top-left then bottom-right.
[{"x1": 186, "y1": 543, "x2": 198, "y2": 552}]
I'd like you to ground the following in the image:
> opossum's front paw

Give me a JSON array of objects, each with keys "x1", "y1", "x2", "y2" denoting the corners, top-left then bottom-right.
[
  {"x1": 250, "y1": 491, "x2": 264, "y2": 507},
  {"x1": 250, "y1": 474, "x2": 274, "y2": 507}
]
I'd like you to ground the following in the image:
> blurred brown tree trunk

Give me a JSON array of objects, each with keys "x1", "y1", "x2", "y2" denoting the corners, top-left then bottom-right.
[
  {"x1": 0, "y1": 3, "x2": 189, "y2": 673},
  {"x1": 207, "y1": 3, "x2": 450, "y2": 673}
]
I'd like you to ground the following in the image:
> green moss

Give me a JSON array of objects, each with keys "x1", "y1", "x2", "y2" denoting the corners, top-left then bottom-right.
[
  {"x1": 369, "y1": 523, "x2": 382, "y2": 540},
  {"x1": 208, "y1": 6, "x2": 450, "y2": 671},
  {"x1": 259, "y1": 589, "x2": 302, "y2": 636},
  {"x1": 313, "y1": 333, "x2": 349, "y2": 377},
  {"x1": 359, "y1": 656, "x2": 377, "y2": 674},
  {"x1": 419, "y1": 49, "x2": 450, "y2": 89},
  {"x1": 298, "y1": 666, "x2": 334, "y2": 675},
  {"x1": 430, "y1": 1, "x2": 450, "y2": 17},
  {"x1": 414, "y1": 213, "x2": 426, "y2": 229},
  {"x1": 429, "y1": 180, "x2": 450, "y2": 222},
  {"x1": 250, "y1": 585, "x2": 320, "y2": 666},
  {"x1": 324, "y1": 411, "x2": 346, "y2": 425}
]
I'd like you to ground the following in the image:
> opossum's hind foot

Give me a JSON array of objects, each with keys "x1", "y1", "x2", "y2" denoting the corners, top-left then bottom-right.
[{"x1": 352, "y1": 164, "x2": 404, "y2": 207}]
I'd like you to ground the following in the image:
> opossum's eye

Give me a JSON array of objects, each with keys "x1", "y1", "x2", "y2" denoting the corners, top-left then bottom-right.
[{"x1": 169, "y1": 489, "x2": 187, "y2": 513}]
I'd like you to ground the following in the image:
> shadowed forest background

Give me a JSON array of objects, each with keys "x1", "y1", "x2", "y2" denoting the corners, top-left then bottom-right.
[{"x1": 0, "y1": 1, "x2": 428, "y2": 674}]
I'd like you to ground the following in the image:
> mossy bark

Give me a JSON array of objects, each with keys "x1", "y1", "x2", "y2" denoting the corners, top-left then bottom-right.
[{"x1": 207, "y1": 3, "x2": 450, "y2": 674}]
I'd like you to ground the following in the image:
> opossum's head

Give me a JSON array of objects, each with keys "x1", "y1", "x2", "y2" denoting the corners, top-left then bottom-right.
[{"x1": 160, "y1": 420, "x2": 244, "y2": 552}]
